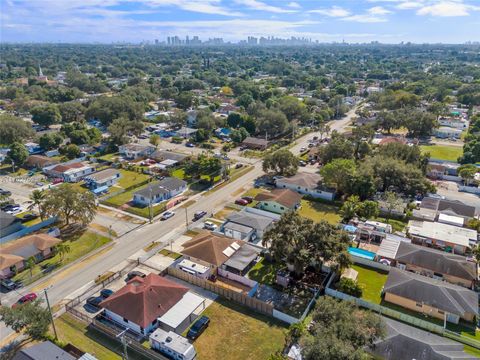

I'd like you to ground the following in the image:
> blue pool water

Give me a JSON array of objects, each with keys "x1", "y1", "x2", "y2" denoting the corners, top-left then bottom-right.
[{"x1": 348, "y1": 247, "x2": 376, "y2": 260}]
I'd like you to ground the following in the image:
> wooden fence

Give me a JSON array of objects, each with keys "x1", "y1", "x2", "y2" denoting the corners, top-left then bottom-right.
[{"x1": 167, "y1": 266, "x2": 274, "y2": 316}]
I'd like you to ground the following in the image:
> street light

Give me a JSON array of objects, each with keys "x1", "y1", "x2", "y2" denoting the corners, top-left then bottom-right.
[{"x1": 44, "y1": 286, "x2": 58, "y2": 340}]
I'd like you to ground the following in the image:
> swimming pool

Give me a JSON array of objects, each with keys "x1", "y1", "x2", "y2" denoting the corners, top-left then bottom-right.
[{"x1": 348, "y1": 247, "x2": 376, "y2": 260}]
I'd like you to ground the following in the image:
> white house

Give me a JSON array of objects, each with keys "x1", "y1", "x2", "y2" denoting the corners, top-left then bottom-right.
[
  {"x1": 150, "y1": 328, "x2": 196, "y2": 360},
  {"x1": 43, "y1": 161, "x2": 94, "y2": 182},
  {"x1": 434, "y1": 126, "x2": 462, "y2": 139},
  {"x1": 119, "y1": 144, "x2": 155, "y2": 160},
  {"x1": 275, "y1": 172, "x2": 335, "y2": 201},
  {"x1": 133, "y1": 177, "x2": 187, "y2": 206},
  {"x1": 84, "y1": 168, "x2": 121, "y2": 194}
]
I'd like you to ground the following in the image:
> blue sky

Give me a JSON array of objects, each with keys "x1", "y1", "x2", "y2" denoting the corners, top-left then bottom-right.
[{"x1": 2, "y1": 0, "x2": 480, "y2": 43}]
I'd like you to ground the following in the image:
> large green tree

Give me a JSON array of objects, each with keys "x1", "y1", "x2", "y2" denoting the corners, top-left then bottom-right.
[
  {"x1": 0, "y1": 300, "x2": 51, "y2": 340},
  {"x1": 0, "y1": 114, "x2": 34, "y2": 145},
  {"x1": 6, "y1": 142, "x2": 29, "y2": 169},
  {"x1": 262, "y1": 149, "x2": 298, "y2": 176},
  {"x1": 30, "y1": 103, "x2": 62, "y2": 127}
]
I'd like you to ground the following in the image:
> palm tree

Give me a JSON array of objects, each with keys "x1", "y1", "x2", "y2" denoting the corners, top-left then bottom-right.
[
  {"x1": 55, "y1": 243, "x2": 71, "y2": 262},
  {"x1": 28, "y1": 190, "x2": 45, "y2": 220},
  {"x1": 24, "y1": 256, "x2": 36, "y2": 278}
]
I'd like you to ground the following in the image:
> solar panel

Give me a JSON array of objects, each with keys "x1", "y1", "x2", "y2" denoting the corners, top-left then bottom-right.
[
  {"x1": 231, "y1": 242, "x2": 241, "y2": 250},
  {"x1": 222, "y1": 246, "x2": 235, "y2": 257}
]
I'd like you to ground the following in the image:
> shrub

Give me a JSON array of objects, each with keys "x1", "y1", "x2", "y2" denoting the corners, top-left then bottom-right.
[{"x1": 337, "y1": 277, "x2": 363, "y2": 297}]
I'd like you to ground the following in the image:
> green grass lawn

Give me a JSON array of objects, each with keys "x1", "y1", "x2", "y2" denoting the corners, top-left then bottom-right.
[
  {"x1": 171, "y1": 168, "x2": 185, "y2": 180},
  {"x1": 351, "y1": 264, "x2": 388, "y2": 304},
  {"x1": 374, "y1": 216, "x2": 407, "y2": 232},
  {"x1": 298, "y1": 199, "x2": 341, "y2": 225},
  {"x1": 97, "y1": 152, "x2": 120, "y2": 162},
  {"x1": 247, "y1": 258, "x2": 284, "y2": 287},
  {"x1": 420, "y1": 145, "x2": 463, "y2": 162},
  {"x1": 159, "y1": 248, "x2": 182, "y2": 259},
  {"x1": 116, "y1": 169, "x2": 149, "y2": 189},
  {"x1": 188, "y1": 299, "x2": 286, "y2": 360},
  {"x1": 13, "y1": 230, "x2": 111, "y2": 284}
]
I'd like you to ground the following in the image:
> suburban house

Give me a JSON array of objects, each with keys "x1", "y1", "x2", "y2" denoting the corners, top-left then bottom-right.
[
  {"x1": 255, "y1": 189, "x2": 302, "y2": 214},
  {"x1": 150, "y1": 150, "x2": 189, "y2": 164},
  {"x1": 24, "y1": 155, "x2": 59, "y2": 169},
  {"x1": 119, "y1": 144, "x2": 155, "y2": 160},
  {"x1": 371, "y1": 318, "x2": 477, "y2": 360},
  {"x1": 275, "y1": 172, "x2": 335, "y2": 201},
  {"x1": 84, "y1": 168, "x2": 121, "y2": 193},
  {"x1": 173, "y1": 127, "x2": 198, "y2": 139},
  {"x1": 376, "y1": 239, "x2": 477, "y2": 288},
  {"x1": 433, "y1": 126, "x2": 462, "y2": 139},
  {"x1": 221, "y1": 208, "x2": 279, "y2": 242},
  {"x1": 0, "y1": 211, "x2": 23, "y2": 239},
  {"x1": 355, "y1": 220, "x2": 393, "y2": 244},
  {"x1": 0, "y1": 234, "x2": 61, "y2": 278},
  {"x1": 133, "y1": 177, "x2": 187, "y2": 206},
  {"x1": 100, "y1": 273, "x2": 205, "y2": 336},
  {"x1": 412, "y1": 197, "x2": 477, "y2": 223},
  {"x1": 12, "y1": 341, "x2": 76, "y2": 360},
  {"x1": 241, "y1": 137, "x2": 269, "y2": 150},
  {"x1": 25, "y1": 142, "x2": 42, "y2": 154},
  {"x1": 383, "y1": 268, "x2": 478, "y2": 324},
  {"x1": 427, "y1": 161, "x2": 461, "y2": 181},
  {"x1": 180, "y1": 232, "x2": 260, "y2": 279},
  {"x1": 407, "y1": 220, "x2": 477, "y2": 255},
  {"x1": 150, "y1": 328, "x2": 196, "y2": 360},
  {"x1": 43, "y1": 161, "x2": 94, "y2": 182},
  {"x1": 438, "y1": 116, "x2": 469, "y2": 130}
]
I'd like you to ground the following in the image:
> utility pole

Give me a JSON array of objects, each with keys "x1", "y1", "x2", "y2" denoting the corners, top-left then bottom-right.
[
  {"x1": 44, "y1": 287, "x2": 57, "y2": 340},
  {"x1": 117, "y1": 329, "x2": 129, "y2": 360},
  {"x1": 149, "y1": 187, "x2": 153, "y2": 224},
  {"x1": 185, "y1": 207, "x2": 188, "y2": 227}
]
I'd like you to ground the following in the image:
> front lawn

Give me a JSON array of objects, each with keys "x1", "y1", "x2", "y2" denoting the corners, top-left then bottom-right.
[
  {"x1": 247, "y1": 258, "x2": 284, "y2": 287},
  {"x1": 351, "y1": 264, "x2": 388, "y2": 304},
  {"x1": 188, "y1": 299, "x2": 286, "y2": 360},
  {"x1": 13, "y1": 230, "x2": 111, "y2": 284},
  {"x1": 298, "y1": 199, "x2": 341, "y2": 225},
  {"x1": 420, "y1": 145, "x2": 463, "y2": 162},
  {"x1": 116, "y1": 169, "x2": 149, "y2": 189},
  {"x1": 159, "y1": 248, "x2": 182, "y2": 259}
]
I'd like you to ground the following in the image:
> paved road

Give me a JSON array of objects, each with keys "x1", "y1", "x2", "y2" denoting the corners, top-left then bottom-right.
[{"x1": 435, "y1": 180, "x2": 480, "y2": 211}]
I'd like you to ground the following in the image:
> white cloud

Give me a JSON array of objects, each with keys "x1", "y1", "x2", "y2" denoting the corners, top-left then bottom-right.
[
  {"x1": 234, "y1": 0, "x2": 296, "y2": 13},
  {"x1": 368, "y1": 6, "x2": 392, "y2": 15},
  {"x1": 144, "y1": 0, "x2": 243, "y2": 16},
  {"x1": 309, "y1": 6, "x2": 351, "y2": 17},
  {"x1": 416, "y1": 1, "x2": 479, "y2": 17},
  {"x1": 287, "y1": 2, "x2": 301, "y2": 9},
  {"x1": 342, "y1": 14, "x2": 388, "y2": 22},
  {"x1": 396, "y1": 1, "x2": 424, "y2": 10}
]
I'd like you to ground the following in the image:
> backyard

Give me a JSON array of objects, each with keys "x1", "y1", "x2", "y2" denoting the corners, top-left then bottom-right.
[
  {"x1": 351, "y1": 264, "x2": 388, "y2": 304},
  {"x1": 420, "y1": 144, "x2": 463, "y2": 162},
  {"x1": 13, "y1": 230, "x2": 111, "y2": 284},
  {"x1": 247, "y1": 258, "x2": 284, "y2": 287},
  {"x1": 298, "y1": 199, "x2": 341, "y2": 225},
  {"x1": 187, "y1": 299, "x2": 286, "y2": 360},
  {"x1": 116, "y1": 169, "x2": 150, "y2": 189}
]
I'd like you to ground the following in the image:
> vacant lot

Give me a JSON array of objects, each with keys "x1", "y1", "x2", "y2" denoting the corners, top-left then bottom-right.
[
  {"x1": 420, "y1": 145, "x2": 463, "y2": 162},
  {"x1": 351, "y1": 264, "x2": 388, "y2": 304},
  {"x1": 190, "y1": 299, "x2": 286, "y2": 360},
  {"x1": 298, "y1": 199, "x2": 341, "y2": 224}
]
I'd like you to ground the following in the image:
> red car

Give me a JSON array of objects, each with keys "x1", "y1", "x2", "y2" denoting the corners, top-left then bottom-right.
[
  {"x1": 52, "y1": 178, "x2": 64, "y2": 185},
  {"x1": 12, "y1": 293, "x2": 37, "y2": 308},
  {"x1": 235, "y1": 198, "x2": 249, "y2": 206}
]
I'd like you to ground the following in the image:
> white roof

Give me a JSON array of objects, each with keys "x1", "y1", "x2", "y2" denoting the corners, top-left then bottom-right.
[
  {"x1": 407, "y1": 220, "x2": 477, "y2": 248},
  {"x1": 160, "y1": 159, "x2": 177, "y2": 166},
  {"x1": 150, "y1": 328, "x2": 195, "y2": 357},
  {"x1": 158, "y1": 292, "x2": 205, "y2": 330},
  {"x1": 178, "y1": 259, "x2": 209, "y2": 275},
  {"x1": 438, "y1": 213, "x2": 465, "y2": 227},
  {"x1": 377, "y1": 237, "x2": 402, "y2": 259}
]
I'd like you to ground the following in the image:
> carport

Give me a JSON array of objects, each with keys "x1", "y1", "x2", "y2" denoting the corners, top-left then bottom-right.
[{"x1": 157, "y1": 292, "x2": 206, "y2": 334}]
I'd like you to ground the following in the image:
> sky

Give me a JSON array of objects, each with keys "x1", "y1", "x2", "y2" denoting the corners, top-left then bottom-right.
[{"x1": 1, "y1": 0, "x2": 480, "y2": 44}]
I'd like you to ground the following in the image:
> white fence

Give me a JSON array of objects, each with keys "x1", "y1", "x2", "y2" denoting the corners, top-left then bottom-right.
[
  {"x1": 273, "y1": 309, "x2": 300, "y2": 325},
  {"x1": 218, "y1": 268, "x2": 258, "y2": 288},
  {"x1": 351, "y1": 255, "x2": 391, "y2": 272}
]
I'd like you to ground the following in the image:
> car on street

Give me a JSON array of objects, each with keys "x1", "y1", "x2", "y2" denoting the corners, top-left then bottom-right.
[
  {"x1": 241, "y1": 196, "x2": 253, "y2": 203},
  {"x1": 52, "y1": 178, "x2": 64, "y2": 185},
  {"x1": 300, "y1": 147, "x2": 307, "y2": 152},
  {"x1": 299, "y1": 160, "x2": 307, "y2": 167},
  {"x1": 235, "y1": 163, "x2": 244, "y2": 169},
  {"x1": 1, "y1": 204, "x2": 17, "y2": 211},
  {"x1": 235, "y1": 198, "x2": 249, "y2": 206},
  {"x1": 186, "y1": 142, "x2": 195, "y2": 147},
  {"x1": 5, "y1": 205, "x2": 21, "y2": 214},
  {"x1": 86, "y1": 296, "x2": 103, "y2": 309},
  {"x1": 0, "y1": 189, "x2": 12, "y2": 196},
  {"x1": 203, "y1": 221, "x2": 217, "y2": 231},
  {"x1": 193, "y1": 210, "x2": 207, "y2": 221},
  {"x1": 160, "y1": 210, "x2": 175, "y2": 220},
  {"x1": 100, "y1": 289, "x2": 114, "y2": 298},
  {"x1": 126, "y1": 271, "x2": 146, "y2": 281},
  {"x1": 1, "y1": 279, "x2": 21, "y2": 291},
  {"x1": 187, "y1": 315, "x2": 210, "y2": 340},
  {"x1": 12, "y1": 293, "x2": 37, "y2": 308},
  {"x1": 308, "y1": 143, "x2": 314, "y2": 148}
]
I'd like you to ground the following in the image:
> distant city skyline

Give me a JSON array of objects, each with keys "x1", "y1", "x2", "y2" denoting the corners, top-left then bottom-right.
[{"x1": 2, "y1": 0, "x2": 480, "y2": 44}]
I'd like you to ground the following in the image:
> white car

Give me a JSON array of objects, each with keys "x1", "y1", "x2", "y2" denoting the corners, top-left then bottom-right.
[
  {"x1": 300, "y1": 147, "x2": 307, "y2": 152},
  {"x1": 204, "y1": 221, "x2": 217, "y2": 231},
  {"x1": 160, "y1": 211, "x2": 175, "y2": 220}
]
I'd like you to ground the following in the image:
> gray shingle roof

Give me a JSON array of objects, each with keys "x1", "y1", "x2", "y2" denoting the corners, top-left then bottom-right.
[
  {"x1": 13, "y1": 341, "x2": 76, "y2": 360},
  {"x1": 151, "y1": 150, "x2": 188, "y2": 163},
  {"x1": 225, "y1": 211, "x2": 274, "y2": 231},
  {"x1": 395, "y1": 242, "x2": 477, "y2": 282},
  {"x1": 420, "y1": 198, "x2": 476, "y2": 218},
  {"x1": 384, "y1": 268, "x2": 478, "y2": 317},
  {"x1": 134, "y1": 177, "x2": 187, "y2": 198},
  {"x1": 276, "y1": 172, "x2": 323, "y2": 189},
  {"x1": 223, "y1": 244, "x2": 260, "y2": 272},
  {"x1": 371, "y1": 318, "x2": 478, "y2": 360}
]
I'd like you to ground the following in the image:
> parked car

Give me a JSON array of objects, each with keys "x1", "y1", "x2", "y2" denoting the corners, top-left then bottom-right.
[
  {"x1": 308, "y1": 143, "x2": 314, "y2": 148},
  {"x1": 0, "y1": 189, "x2": 12, "y2": 196},
  {"x1": 241, "y1": 196, "x2": 253, "y2": 204},
  {"x1": 20, "y1": 213, "x2": 38, "y2": 223},
  {"x1": 299, "y1": 160, "x2": 307, "y2": 167},
  {"x1": 235, "y1": 163, "x2": 244, "y2": 169},
  {"x1": 203, "y1": 221, "x2": 217, "y2": 231},
  {"x1": 0, "y1": 279, "x2": 21, "y2": 291},
  {"x1": 100, "y1": 289, "x2": 114, "y2": 298},
  {"x1": 160, "y1": 210, "x2": 175, "y2": 220},
  {"x1": 86, "y1": 296, "x2": 103, "y2": 309},
  {"x1": 12, "y1": 293, "x2": 37, "y2": 308},
  {"x1": 186, "y1": 142, "x2": 195, "y2": 148},
  {"x1": 5, "y1": 205, "x2": 21, "y2": 214},
  {"x1": 187, "y1": 316, "x2": 210, "y2": 340},
  {"x1": 300, "y1": 147, "x2": 307, "y2": 152},
  {"x1": 1, "y1": 204, "x2": 18, "y2": 211},
  {"x1": 52, "y1": 178, "x2": 64, "y2": 185},
  {"x1": 126, "y1": 271, "x2": 146, "y2": 281},
  {"x1": 193, "y1": 210, "x2": 207, "y2": 221},
  {"x1": 235, "y1": 198, "x2": 249, "y2": 206}
]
